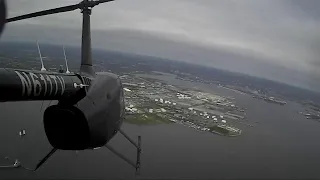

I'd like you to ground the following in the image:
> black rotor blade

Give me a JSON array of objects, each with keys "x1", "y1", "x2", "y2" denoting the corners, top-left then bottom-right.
[
  {"x1": 6, "y1": 4, "x2": 81, "y2": 23},
  {"x1": 95, "y1": 0, "x2": 115, "y2": 4}
]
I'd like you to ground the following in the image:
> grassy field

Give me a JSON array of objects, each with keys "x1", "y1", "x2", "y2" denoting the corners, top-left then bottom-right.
[{"x1": 125, "y1": 113, "x2": 172, "y2": 125}]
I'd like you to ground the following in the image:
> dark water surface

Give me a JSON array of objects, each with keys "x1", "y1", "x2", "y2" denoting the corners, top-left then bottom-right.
[{"x1": 1, "y1": 74, "x2": 320, "y2": 179}]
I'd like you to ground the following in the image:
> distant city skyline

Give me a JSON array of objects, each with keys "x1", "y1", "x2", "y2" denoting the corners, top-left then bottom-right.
[{"x1": 2, "y1": 0, "x2": 320, "y2": 91}]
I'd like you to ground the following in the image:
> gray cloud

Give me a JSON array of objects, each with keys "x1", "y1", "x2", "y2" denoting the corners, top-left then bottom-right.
[{"x1": 2, "y1": 0, "x2": 320, "y2": 91}]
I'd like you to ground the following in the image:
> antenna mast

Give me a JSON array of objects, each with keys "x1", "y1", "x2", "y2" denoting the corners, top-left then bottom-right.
[
  {"x1": 80, "y1": 0, "x2": 94, "y2": 76},
  {"x1": 37, "y1": 41, "x2": 46, "y2": 71},
  {"x1": 5, "y1": 0, "x2": 115, "y2": 75},
  {"x1": 62, "y1": 45, "x2": 70, "y2": 74}
]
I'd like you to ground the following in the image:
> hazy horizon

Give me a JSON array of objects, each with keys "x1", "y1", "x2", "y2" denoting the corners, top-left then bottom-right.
[
  {"x1": 2, "y1": 40, "x2": 319, "y2": 96},
  {"x1": 2, "y1": 0, "x2": 320, "y2": 91}
]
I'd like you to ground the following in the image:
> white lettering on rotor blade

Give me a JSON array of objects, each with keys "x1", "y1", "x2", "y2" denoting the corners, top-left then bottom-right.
[
  {"x1": 49, "y1": 75, "x2": 58, "y2": 96},
  {"x1": 15, "y1": 71, "x2": 66, "y2": 97},
  {"x1": 29, "y1": 73, "x2": 41, "y2": 97},
  {"x1": 39, "y1": 74, "x2": 47, "y2": 96},
  {"x1": 46, "y1": 75, "x2": 53, "y2": 96},
  {"x1": 57, "y1": 76, "x2": 65, "y2": 95},
  {"x1": 60, "y1": 77, "x2": 65, "y2": 95},
  {"x1": 15, "y1": 71, "x2": 32, "y2": 96}
]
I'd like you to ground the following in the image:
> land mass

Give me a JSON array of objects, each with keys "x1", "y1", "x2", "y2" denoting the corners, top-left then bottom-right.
[
  {"x1": 1, "y1": 41, "x2": 320, "y2": 129},
  {"x1": 125, "y1": 113, "x2": 172, "y2": 125}
]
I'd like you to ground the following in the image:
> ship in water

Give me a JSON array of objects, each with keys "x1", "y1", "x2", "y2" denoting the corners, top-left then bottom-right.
[{"x1": 264, "y1": 97, "x2": 287, "y2": 105}]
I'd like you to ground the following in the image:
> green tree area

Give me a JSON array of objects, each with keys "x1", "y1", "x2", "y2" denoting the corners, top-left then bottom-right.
[{"x1": 125, "y1": 113, "x2": 172, "y2": 125}]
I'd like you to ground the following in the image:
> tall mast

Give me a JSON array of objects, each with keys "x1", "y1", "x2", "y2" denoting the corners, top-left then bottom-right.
[
  {"x1": 4, "y1": 0, "x2": 116, "y2": 76},
  {"x1": 80, "y1": 0, "x2": 94, "y2": 76},
  {"x1": 37, "y1": 41, "x2": 46, "y2": 71},
  {"x1": 62, "y1": 45, "x2": 70, "y2": 73}
]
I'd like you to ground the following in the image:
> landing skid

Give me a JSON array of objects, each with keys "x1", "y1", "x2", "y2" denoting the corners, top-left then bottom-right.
[
  {"x1": 0, "y1": 129, "x2": 142, "y2": 175},
  {"x1": 0, "y1": 148, "x2": 57, "y2": 171},
  {"x1": 105, "y1": 129, "x2": 142, "y2": 175}
]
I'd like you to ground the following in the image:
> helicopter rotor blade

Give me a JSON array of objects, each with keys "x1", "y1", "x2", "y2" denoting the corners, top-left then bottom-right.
[
  {"x1": 5, "y1": 0, "x2": 116, "y2": 23},
  {"x1": 85, "y1": 0, "x2": 116, "y2": 7},
  {"x1": 6, "y1": 4, "x2": 81, "y2": 23},
  {"x1": 95, "y1": 0, "x2": 116, "y2": 4}
]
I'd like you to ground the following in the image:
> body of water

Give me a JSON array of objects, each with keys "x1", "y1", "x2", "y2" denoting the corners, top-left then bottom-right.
[{"x1": 0, "y1": 73, "x2": 320, "y2": 179}]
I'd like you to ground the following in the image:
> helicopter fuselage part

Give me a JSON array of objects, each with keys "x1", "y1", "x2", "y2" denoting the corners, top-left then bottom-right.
[
  {"x1": 43, "y1": 72, "x2": 124, "y2": 150},
  {"x1": 0, "y1": 68, "x2": 83, "y2": 101},
  {"x1": 1, "y1": 0, "x2": 142, "y2": 173},
  {"x1": 0, "y1": 68, "x2": 124, "y2": 150}
]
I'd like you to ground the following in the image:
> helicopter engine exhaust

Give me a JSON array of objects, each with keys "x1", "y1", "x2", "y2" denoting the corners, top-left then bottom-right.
[
  {"x1": 43, "y1": 73, "x2": 124, "y2": 150},
  {"x1": 43, "y1": 105, "x2": 90, "y2": 150}
]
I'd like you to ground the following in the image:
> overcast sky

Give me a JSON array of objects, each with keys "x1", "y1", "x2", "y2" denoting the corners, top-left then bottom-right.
[{"x1": 2, "y1": 0, "x2": 320, "y2": 91}]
